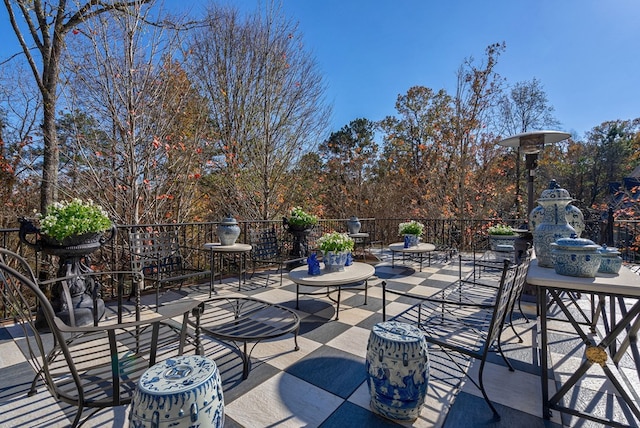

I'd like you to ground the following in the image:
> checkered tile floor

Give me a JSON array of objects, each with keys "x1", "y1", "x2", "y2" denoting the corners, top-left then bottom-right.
[{"x1": 2, "y1": 250, "x2": 639, "y2": 427}]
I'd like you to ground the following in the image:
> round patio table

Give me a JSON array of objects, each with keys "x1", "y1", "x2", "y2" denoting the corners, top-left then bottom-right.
[
  {"x1": 288, "y1": 262, "x2": 375, "y2": 320},
  {"x1": 388, "y1": 242, "x2": 436, "y2": 272}
]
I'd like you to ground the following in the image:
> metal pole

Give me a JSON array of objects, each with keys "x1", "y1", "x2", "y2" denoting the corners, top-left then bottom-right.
[{"x1": 525, "y1": 153, "x2": 539, "y2": 224}]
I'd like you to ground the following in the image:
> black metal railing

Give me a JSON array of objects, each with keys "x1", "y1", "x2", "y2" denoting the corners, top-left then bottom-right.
[{"x1": 1, "y1": 215, "x2": 637, "y2": 320}]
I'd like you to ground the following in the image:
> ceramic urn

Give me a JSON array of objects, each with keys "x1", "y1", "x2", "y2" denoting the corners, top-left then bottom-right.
[
  {"x1": 217, "y1": 214, "x2": 241, "y2": 246},
  {"x1": 531, "y1": 180, "x2": 579, "y2": 268}
]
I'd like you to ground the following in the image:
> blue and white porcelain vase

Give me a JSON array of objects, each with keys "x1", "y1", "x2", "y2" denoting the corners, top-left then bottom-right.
[
  {"x1": 130, "y1": 355, "x2": 224, "y2": 428},
  {"x1": 530, "y1": 203, "x2": 585, "y2": 237},
  {"x1": 347, "y1": 216, "x2": 361, "y2": 234},
  {"x1": 530, "y1": 180, "x2": 578, "y2": 268},
  {"x1": 366, "y1": 321, "x2": 429, "y2": 421},
  {"x1": 323, "y1": 250, "x2": 350, "y2": 272},
  {"x1": 551, "y1": 236, "x2": 601, "y2": 278},
  {"x1": 598, "y1": 244, "x2": 622, "y2": 274},
  {"x1": 404, "y1": 234, "x2": 419, "y2": 248},
  {"x1": 217, "y1": 214, "x2": 240, "y2": 246}
]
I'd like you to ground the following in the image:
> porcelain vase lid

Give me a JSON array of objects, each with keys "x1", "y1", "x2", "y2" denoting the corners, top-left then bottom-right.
[
  {"x1": 538, "y1": 179, "x2": 573, "y2": 202},
  {"x1": 220, "y1": 214, "x2": 238, "y2": 225},
  {"x1": 551, "y1": 235, "x2": 599, "y2": 251},
  {"x1": 599, "y1": 244, "x2": 621, "y2": 257}
]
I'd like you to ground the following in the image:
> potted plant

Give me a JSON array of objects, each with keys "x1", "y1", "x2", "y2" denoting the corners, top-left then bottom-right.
[
  {"x1": 487, "y1": 224, "x2": 518, "y2": 251},
  {"x1": 38, "y1": 199, "x2": 112, "y2": 245},
  {"x1": 285, "y1": 206, "x2": 319, "y2": 230},
  {"x1": 283, "y1": 207, "x2": 319, "y2": 265},
  {"x1": 317, "y1": 231, "x2": 355, "y2": 272},
  {"x1": 20, "y1": 198, "x2": 114, "y2": 252},
  {"x1": 398, "y1": 220, "x2": 424, "y2": 247},
  {"x1": 18, "y1": 198, "x2": 113, "y2": 327}
]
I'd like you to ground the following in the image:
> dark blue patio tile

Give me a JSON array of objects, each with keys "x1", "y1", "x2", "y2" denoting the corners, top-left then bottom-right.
[
  {"x1": 443, "y1": 391, "x2": 561, "y2": 427},
  {"x1": 342, "y1": 292, "x2": 380, "y2": 312},
  {"x1": 295, "y1": 294, "x2": 339, "y2": 315},
  {"x1": 375, "y1": 267, "x2": 416, "y2": 279},
  {"x1": 356, "y1": 312, "x2": 385, "y2": 331},
  {"x1": 319, "y1": 401, "x2": 402, "y2": 427},
  {"x1": 285, "y1": 345, "x2": 366, "y2": 399},
  {"x1": 381, "y1": 279, "x2": 415, "y2": 293},
  {"x1": 219, "y1": 355, "x2": 280, "y2": 404},
  {"x1": 0, "y1": 327, "x2": 11, "y2": 341},
  {"x1": 299, "y1": 317, "x2": 351, "y2": 342}
]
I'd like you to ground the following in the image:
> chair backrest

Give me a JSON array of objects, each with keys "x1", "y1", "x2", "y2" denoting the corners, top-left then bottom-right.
[
  {"x1": 0, "y1": 261, "x2": 67, "y2": 397},
  {"x1": 483, "y1": 253, "x2": 531, "y2": 354},
  {"x1": 129, "y1": 229, "x2": 183, "y2": 275},
  {"x1": 0, "y1": 247, "x2": 37, "y2": 282},
  {"x1": 249, "y1": 227, "x2": 281, "y2": 261},
  {"x1": 508, "y1": 249, "x2": 532, "y2": 315},
  {"x1": 1, "y1": 256, "x2": 202, "y2": 427}
]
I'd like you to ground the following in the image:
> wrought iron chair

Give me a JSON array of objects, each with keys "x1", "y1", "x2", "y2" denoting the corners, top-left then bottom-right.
[
  {"x1": 0, "y1": 249, "x2": 202, "y2": 427},
  {"x1": 248, "y1": 226, "x2": 307, "y2": 286},
  {"x1": 382, "y1": 254, "x2": 532, "y2": 420},
  {"x1": 128, "y1": 228, "x2": 211, "y2": 309}
]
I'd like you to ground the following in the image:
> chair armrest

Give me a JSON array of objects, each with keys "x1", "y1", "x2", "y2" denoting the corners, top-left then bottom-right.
[
  {"x1": 383, "y1": 283, "x2": 494, "y2": 309},
  {"x1": 54, "y1": 298, "x2": 201, "y2": 333}
]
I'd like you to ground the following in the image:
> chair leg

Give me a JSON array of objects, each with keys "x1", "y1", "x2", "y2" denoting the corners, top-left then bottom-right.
[
  {"x1": 478, "y1": 360, "x2": 501, "y2": 420},
  {"x1": 496, "y1": 330, "x2": 516, "y2": 372}
]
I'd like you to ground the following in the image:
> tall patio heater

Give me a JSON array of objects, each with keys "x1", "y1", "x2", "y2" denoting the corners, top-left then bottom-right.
[{"x1": 498, "y1": 130, "x2": 571, "y2": 228}]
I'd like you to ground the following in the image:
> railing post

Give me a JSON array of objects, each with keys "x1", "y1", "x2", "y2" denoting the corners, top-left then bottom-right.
[{"x1": 607, "y1": 206, "x2": 615, "y2": 246}]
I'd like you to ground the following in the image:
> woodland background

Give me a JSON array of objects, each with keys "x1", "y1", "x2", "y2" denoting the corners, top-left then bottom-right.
[{"x1": 1, "y1": 1, "x2": 639, "y2": 229}]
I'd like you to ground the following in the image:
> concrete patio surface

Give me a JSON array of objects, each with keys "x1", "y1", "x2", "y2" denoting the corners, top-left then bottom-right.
[{"x1": 1, "y1": 249, "x2": 638, "y2": 427}]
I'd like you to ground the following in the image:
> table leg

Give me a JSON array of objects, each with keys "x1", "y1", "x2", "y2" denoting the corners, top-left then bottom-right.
[
  {"x1": 237, "y1": 253, "x2": 242, "y2": 291},
  {"x1": 538, "y1": 284, "x2": 551, "y2": 419},
  {"x1": 364, "y1": 279, "x2": 368, "y2": 305},
  {"x1": 335, "y1": 286, "x2": 341, "y2": 320},
  {"x1": 209, "y1": 250, "x2": 215, "y2": 297}
]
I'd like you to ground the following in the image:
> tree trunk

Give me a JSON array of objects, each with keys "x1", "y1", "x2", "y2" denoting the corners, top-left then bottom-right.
[{"x1": 41, "y1": 88, "x2": 59, "y2": 212}]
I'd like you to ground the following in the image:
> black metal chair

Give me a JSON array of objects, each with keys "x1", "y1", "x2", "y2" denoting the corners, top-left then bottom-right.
[
  {"x1": 382, "y1": 253, "x2": 532, "y2": 420},
  {"x1": 128, "y1": 228, "x2": 211, "y2": 309},
  {"x1": 0, "y1": 249, "x2": 202, "y2": 427},
  {"x1": 248, "y1": 226, "x2": 308, "y2": 285}
]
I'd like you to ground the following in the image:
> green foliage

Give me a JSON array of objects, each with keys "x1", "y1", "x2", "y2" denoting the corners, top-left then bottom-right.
[
  {"x1": 398, "y1": 220, "x2": 424, "y2": 236},
  {"x1": 488, "y1": 224, "x2": 516, "y2": 235},
  {"x1": 287, "y1": 207, "x2": 318, "y2": 227},
  {"x1": 317, "y1": 231, "x2": 355, "y2": 252},
  {"x1": 38, "y1": 199, "x2": 112, "y2": 241}
]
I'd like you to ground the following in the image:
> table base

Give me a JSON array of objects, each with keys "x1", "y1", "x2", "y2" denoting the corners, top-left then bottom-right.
[
  {"x1": 539, "y1": 286, "x2": 640, "y2": 427},
  {"x1": 295, "y1": 281, "x2": 368, "y2": 320},
  {"x1": 194, "y1": 297, "x2": 300, "y2": 379}
]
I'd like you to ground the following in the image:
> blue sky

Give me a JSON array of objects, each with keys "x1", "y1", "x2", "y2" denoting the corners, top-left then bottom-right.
[{"x1": 2, "y1": 0, "x2": 639, "y2": 139}]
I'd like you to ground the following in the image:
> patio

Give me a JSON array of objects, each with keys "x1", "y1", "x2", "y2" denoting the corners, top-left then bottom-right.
[{"x1": 1, "y1": 248, "x2": 638, "y2": 427}]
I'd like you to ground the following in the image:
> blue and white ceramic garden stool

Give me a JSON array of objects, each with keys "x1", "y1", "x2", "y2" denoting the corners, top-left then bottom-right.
[
  {"x1": 129, "y1": 355, "x2": 224, "y2": 428},
  {"x1": 366, "y1": 321, "x2": 430, "y2": 421}
]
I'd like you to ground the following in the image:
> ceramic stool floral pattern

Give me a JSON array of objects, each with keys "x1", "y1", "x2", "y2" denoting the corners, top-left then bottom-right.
[
  {"x1": 130, "y1": 355, "x2": 224, "y2": 428},
  {"x1": 366, "y1": 321, "x2": 430, "y2": 421}
]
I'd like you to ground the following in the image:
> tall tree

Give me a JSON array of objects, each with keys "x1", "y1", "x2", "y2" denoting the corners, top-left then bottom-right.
[
  {"x1": 0, "y1": 61, "x2": 42, "y2": 225},
  {"x1": 3, "y1": 0, "x2": 153, "y2": 212},
  {"x1": 451, "y1": 42, "x2": 505, "y2": 219},
  {"x1": 496, "y1": 78, "x2": 560, "y2": 217},
  {"x1": 319, "y1": 118, "x2": 378, "y2": 218},
  {"x1": 187, "y1": 3, "x2": 330, "y2": 221},
  {"x1": 378, "y1": 86, "x2": 454, "y2": 218},
  {"x1": 61, "y1": 7, "x2": 210, "y2": 225},
  {"x1": 582, "y1": 119, "x2": 640, "y2": 207}
]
